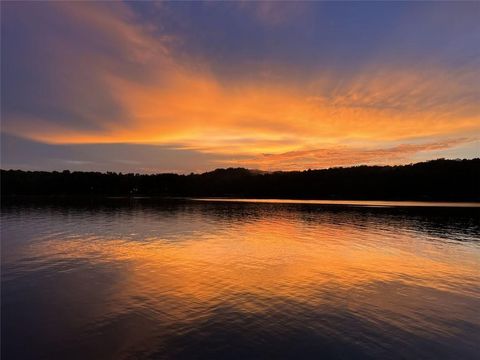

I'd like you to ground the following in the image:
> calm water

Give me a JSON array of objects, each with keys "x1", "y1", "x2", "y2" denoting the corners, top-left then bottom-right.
[{"x1": 1, "y1": 199, "x2": 480, "y2": 359}]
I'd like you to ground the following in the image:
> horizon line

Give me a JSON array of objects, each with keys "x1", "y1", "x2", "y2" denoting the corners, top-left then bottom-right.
[{"x1": 1, "y1": 157, "x2": 478, "y2": 176}]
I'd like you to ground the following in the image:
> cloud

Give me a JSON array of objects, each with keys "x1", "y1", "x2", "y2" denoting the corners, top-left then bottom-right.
[
  {"x1": 2, "y1": 2, "x2": 479, "y2": 171},
  {"x1": 233, "y1": 138, "x2": 476, "y2": 171},
  {"x1": 1, "y1": 1, "x2": 175, "y2": 137},
  {"x1": 10, "y1": 65, "x2": 477, "y2": 160}
]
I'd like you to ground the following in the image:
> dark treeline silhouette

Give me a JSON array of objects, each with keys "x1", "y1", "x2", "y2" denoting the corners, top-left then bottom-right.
[{"x1": 2, "y1": 158, "x2": 479, "y2": 201}]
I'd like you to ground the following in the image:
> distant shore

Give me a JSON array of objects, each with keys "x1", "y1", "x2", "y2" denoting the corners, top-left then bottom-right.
[{"x1": 2, "y1": 158, "x2": 479, "y2": 202}]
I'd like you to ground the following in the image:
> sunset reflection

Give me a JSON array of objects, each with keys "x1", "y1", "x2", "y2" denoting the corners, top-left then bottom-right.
[
  {"x1": 7, "y1": 203, "x2": 476, "y2": 340},
  {"x1": 3, "y1": 201, "x2": 479, "y2": 358}
]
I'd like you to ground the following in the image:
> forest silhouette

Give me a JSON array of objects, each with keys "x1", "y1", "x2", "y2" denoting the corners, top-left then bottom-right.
[{"x1": 2, "y1": 158, "x2": 479, "y2": 201}]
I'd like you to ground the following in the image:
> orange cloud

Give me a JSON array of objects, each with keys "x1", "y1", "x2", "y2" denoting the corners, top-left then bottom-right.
[
  {"x1": 3, "y1": 2, "x2": 479, "y2": 170},
  {"x1": 232, "y1": 138, "x2": 476, "y2": 170},
  {"x1": 10, "y1": 67, "x2": 478, "y2": 149}
]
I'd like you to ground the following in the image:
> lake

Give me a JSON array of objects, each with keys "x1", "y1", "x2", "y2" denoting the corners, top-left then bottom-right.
[{"x1": 1, "y1": 198, "x2": 479, "y2": 359}]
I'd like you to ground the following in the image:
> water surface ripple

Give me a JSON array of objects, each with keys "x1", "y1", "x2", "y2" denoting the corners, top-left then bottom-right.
[{"x1": 2, "y1": 199, "x2": 480, "y2": 359}]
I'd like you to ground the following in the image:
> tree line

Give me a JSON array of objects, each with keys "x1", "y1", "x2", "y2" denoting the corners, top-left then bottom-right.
[{"x1": 1, "y1": 158, "x2": 479, "y2": 201}]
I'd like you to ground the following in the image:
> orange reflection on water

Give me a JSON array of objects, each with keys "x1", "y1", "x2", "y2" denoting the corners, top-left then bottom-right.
[
  {"x1": 5, "y1": 202, "x2": 479, "y2": 358},
  {"x1": 27, "y1": 212, "x2": 480, "y2": 320}
]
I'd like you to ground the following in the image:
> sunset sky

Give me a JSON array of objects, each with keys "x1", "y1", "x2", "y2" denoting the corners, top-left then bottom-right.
[{"x1": 1, "y1": 1, "x2": 479, "y2": 173}]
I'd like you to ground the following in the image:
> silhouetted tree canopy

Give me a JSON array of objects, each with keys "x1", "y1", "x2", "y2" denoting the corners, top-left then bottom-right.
[{"x1": 1, "y1": 159, "x2": 479, "y2": 201}]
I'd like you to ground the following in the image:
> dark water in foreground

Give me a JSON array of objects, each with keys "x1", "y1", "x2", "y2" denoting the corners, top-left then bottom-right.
[{"x1": 1, "y1": 199, "x2": 480, "y2": 359}]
